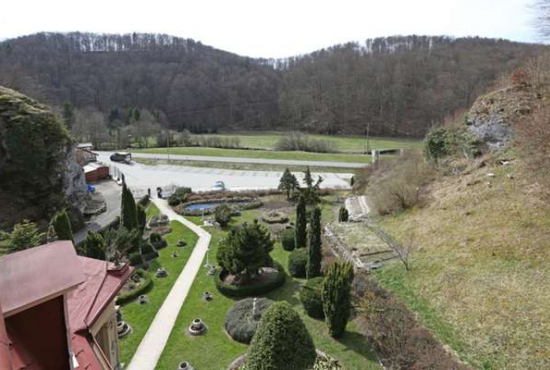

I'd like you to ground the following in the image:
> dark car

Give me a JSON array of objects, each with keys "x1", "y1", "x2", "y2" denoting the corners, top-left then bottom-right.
[{"x1": 110, "y1": 152, "x2": 132, "y2": 164}]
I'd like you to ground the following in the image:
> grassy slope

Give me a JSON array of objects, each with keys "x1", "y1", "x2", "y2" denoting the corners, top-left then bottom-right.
[
  {"x1": 373, "y1": 160, "x2": 550, "y2": 370},
  {"x1": 119, "y1": 204, "x2": 199, "y2": 365},
  {"x1": 191, "y1": 133, "x2": 423, "y2": 152},
  {"x1": 135, "y1": 146, "x2": 372, "y2": 164},
  {"x1": 156, "y1": 200, "x2": 379, "y2": 370}
]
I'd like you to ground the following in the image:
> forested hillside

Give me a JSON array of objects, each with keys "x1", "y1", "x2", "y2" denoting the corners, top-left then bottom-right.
[{"x1": 0, "y1": 33, "x2": 543, "y2": 137}]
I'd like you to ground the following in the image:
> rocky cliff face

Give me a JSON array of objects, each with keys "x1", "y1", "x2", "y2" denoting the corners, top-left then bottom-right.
[
  {"x1": 465, "y1": 86, "x2": 536, "y2": 150},
  {"x1": 0, "y1": 86, "x2": 87, "y2": 230}
]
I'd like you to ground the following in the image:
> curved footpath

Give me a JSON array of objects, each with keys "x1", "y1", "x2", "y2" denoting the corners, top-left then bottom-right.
[{"x1": 126, "y1": 198, "x2": 211, "y2": 370}]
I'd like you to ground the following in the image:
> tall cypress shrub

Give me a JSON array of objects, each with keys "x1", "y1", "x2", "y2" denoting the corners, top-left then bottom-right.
[
  {"x1": 84, "y1": 231, "x2": 106, "y2": 260},
  {"x1": 51, "y1": 210, "x2": 73, "y2": 242},
  {"x1": 121, "y1": 183, "x2": 138, "y2": 231},
  {"x1": 306, "y1": 207, "x2": 322, "y2": 279},
  {"x1": 322, "y1": 262, "x2": 354, "y2": 338},
  {"x1": 137, "y1": 204, "x2": 147, "y2": 233},
  {"x1": 295, "y1": 195, "x2": 307, "y2": 249}
]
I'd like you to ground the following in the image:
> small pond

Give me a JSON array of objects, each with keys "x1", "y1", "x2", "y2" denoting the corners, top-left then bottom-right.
[{"x1": 185, "y1": 203, "x2": 219, "y2": 211}]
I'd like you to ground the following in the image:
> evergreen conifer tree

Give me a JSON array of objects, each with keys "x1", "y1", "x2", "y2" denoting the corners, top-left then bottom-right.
[
  {"x1": 121, "y1": 183, "x2": 138, "y2": 231},
  {"x1": 247, "y1": 301, "x2": 316, "y2": 370},
  {"x1": 51, "y1": 210, "x2": 73, "y2": 242},
  {"x1": 322, "y1": 262, "x2": 354, "y2": 338},
  {"x1": 295, "y1": 195, "x2": 307, "y2": 249},
  {"x1": 306, "y1": 207, "x2": 322, "y2": 279}
]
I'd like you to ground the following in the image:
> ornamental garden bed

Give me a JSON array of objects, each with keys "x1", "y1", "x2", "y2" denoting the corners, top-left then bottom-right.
[
  {"x1": 176, "y1": 197, "x2": 263, "y2": 216},
  {"x1": 117, "y1": 269, "x2": 153, "y2": 305},
  {"x1": 216, "y1": 262, "x2": 286, "y2": 298}
]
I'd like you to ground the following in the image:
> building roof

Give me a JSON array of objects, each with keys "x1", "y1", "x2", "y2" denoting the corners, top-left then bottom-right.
[
  {"x1": 0, "y1": 302, "x2": 13, "y2": 370},
  {"x1": 67, "y1": 257, "x2": 133, "y2": 332},
  {"x1": 0, "y1": 241, "x2": 85, "y2": 317},
  {"x1": 67, "y1": 258, "x2": 133, "y2": 370}
]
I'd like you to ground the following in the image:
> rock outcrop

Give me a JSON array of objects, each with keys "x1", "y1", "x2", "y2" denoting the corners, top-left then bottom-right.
[
  {"x1": 465, "y1": 86, "x2": 536, "y2": 150},
  {"x1": 0, "y1": 86, "x2": 87, "y2": 230}
]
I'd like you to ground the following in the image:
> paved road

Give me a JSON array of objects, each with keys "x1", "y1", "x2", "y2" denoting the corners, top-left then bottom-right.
[
  {"x1": 97, "y1": 153, "x2": 352, "y2": 195},
  {"x1": 74, "y1": 180, "x2": 121, "y2": 245},
  {"x1": 126, "y1": 199, "x2": 211, "y2": 370},
  {"x1": 97, "y1": 151, "x2": 368, "y2": 169}
]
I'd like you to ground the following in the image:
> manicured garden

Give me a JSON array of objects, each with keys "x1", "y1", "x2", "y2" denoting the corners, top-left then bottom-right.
[
  {"x1": 118, "y1": 203, "x2": 199, "y2": 365},
  {"x1": 156, "y1": 201, "x2": 380, "y2": 369}
]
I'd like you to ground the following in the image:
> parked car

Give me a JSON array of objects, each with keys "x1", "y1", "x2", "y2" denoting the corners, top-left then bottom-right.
[
  {"x1": 212, "y1": 181, "x2": 226, "y2": 191},
  {"x1": 110, "y1": 152, "x2": 132, "y2": 164}
]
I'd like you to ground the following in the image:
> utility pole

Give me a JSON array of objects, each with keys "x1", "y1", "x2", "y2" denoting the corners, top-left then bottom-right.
[
  {"x1": 167, "y1": 129, "x2": 170, "y2": 162},
  {"x1": 366, "y1": 121, "x2": 371, "y2": 154}
]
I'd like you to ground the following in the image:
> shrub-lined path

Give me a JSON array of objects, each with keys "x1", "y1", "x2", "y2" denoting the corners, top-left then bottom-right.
[{"x1": 126, "y1": 199, "x2": 211, "y2": 370}]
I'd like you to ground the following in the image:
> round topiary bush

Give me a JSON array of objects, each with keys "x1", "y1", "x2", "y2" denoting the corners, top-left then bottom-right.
[
  {"x1": 300, "y1": 277, "x2": 325, "y2": 319},
  {"x1": 261, "y1": 210, "x2": 289, "y2": 224},
  {"x1": 281, "y1": 228, "x2": 295, "y2": 251},
  {"x1": 288, "y1": 248, "x2": 308, "y2": 278},
  {"x1": 224, "y1": 298, "x2": 274, "y2": 344},
  {"x1": 247, "y1": 301, "x2": 316, "y2": 370}
]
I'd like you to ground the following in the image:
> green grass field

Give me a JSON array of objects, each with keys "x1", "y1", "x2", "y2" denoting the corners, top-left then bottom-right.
[
  {"x1": 134, "y1": 146, "x2": 372, "y2": 164},
  {"x1": 156, "y1": 200, "x2": 379, "y2": 370},
  {"x1": 119, "y1": 205, "x2": 199, "y2": 365},
  {"x1": 133, "y1": 158, "x2": 356, "y2": 174},
  {"x1": 191, "y1": 133, "x2": 423, "y2": 152}
]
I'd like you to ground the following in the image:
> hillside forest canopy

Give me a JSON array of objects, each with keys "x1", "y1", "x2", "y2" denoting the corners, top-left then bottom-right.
[{"x1": 0, "y1": 33, "x2": 543, "y2": 138}]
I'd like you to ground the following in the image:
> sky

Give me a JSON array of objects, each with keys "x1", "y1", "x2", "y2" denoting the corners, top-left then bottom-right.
[{"x1": 0, "y1": 0, "x2": 539, "y2": 58}]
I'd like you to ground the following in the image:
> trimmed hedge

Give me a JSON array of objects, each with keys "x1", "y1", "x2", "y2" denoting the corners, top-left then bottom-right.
[
  {"x1": 150, "y1": 232, "x2": 168, "y2": 249},
  {"x1": 216, "y1": 261, "x2": 286, "y2": 298},
  {"x1": 224, "y1": 298, "x2": 274, "y2": 344},
  {"x1": 141, "y1": 242, "x2": 159, "y2": 261},
  {"x1": 281, "y1": 228, "x2": 295, "y2": 251},
  {"x1": 116, "y1": 269, "x2": 153, "y2": 305},
  {"x1": 129, "y1": 252, "x2": 145, "y2": 267},
  {"x1": 300, "y1": 277, "x2": 325, "y2": 319},
  {"x1": 288, "y1": 248, "x2": 308, "y2": 278}
]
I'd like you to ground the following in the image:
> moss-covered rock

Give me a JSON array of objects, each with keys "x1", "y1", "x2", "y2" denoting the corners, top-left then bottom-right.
[{"x1": 0, "y1": 86, "x2": 86, "y2": 230}]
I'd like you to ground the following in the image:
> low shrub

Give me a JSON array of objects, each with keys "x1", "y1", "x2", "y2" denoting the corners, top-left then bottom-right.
[
  {"x1": 275, "y1": 132, "x2": 334, "y2": 153},
  {"x1": 281, "y1": 228, "x2": 295, "y2": 251},
  {"x1": 149, "y1": 232, "x2": 168, "y2": 249},
  {"x1": 300, "y1": 277, "x2": 325, "y2": 319},
  {"x1": 224, "y1": 298, "x2": 274, "y2": 344},
  {"x1": 168, "y1": 187, "x2": 192, "y2": 206},
  {"x1": 214, "y1": 204, "x2": 233, "y2": 227},
  {"x1": 129, "y1": 252, "x2": 143, "y2": 266},
  {"x1": 141, "y1": 242, "x2": 159, "y2": 261},
  {"x1": 288, "y1": 248, "x2": 308, "y2": 278},
  {"x1": 216, "y1": 261, "x2": 286, "y2": 298},
  {"x1": 116, "y1": 269, "x2": 153, "y2": 305}
]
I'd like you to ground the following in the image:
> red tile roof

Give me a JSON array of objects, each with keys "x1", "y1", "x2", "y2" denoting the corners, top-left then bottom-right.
[
  {"x1": 0, "y1": 302, "x2": 13, "y2": 370},
  {"x1": 67, "y1": 257, "x2": 133, "y2": 370},
  {"x1": 67, "y1": 257, "x2": 133, "y2": 332},
  {"x1": 0, "y1": 241, "x2": 85, "y2": 317}
]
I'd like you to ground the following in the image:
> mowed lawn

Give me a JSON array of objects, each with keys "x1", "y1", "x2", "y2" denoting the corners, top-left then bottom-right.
[
  {"x1": 156, "y1": 207, "x2": 380, "y2": 370},
  {"x1": 118, "y1": 204, "x2": 199, "y2": 365},
  {"x1": 135, "y1": 146, "x2": 372, "y2": 164},
  {"x1": 191, "y1": 133, "x2": 423, "y2": 152}
]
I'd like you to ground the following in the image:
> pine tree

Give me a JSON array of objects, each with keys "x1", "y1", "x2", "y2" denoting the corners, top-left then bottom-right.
[
  {"x1": 0, "y1": 220, "x2": 44, "y2": 254},
  {"x1": 306, "y1": 207, "x2": 322, "y2": 279},
  {"x1": 84, "y1": 231, "x2": 106, "y2": 260},
  {"x1": 121, "y1": 183, "x2": 138, "y2": 231},
  {"x1": 278, "y1": 168, "x2": 296, "y2": 199},
  {"x1": 322, "y1": 262, "x2": 354, "y2": 338},
  {"x1": 247, "y1": 301, "x2": 316, "y2": 370},
  {"x1": 295, "y1": 195, "x2": 307, "y2": 249},
  {"x1": 51, "y1": 210, "x2": 73, "y2": 242}
]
